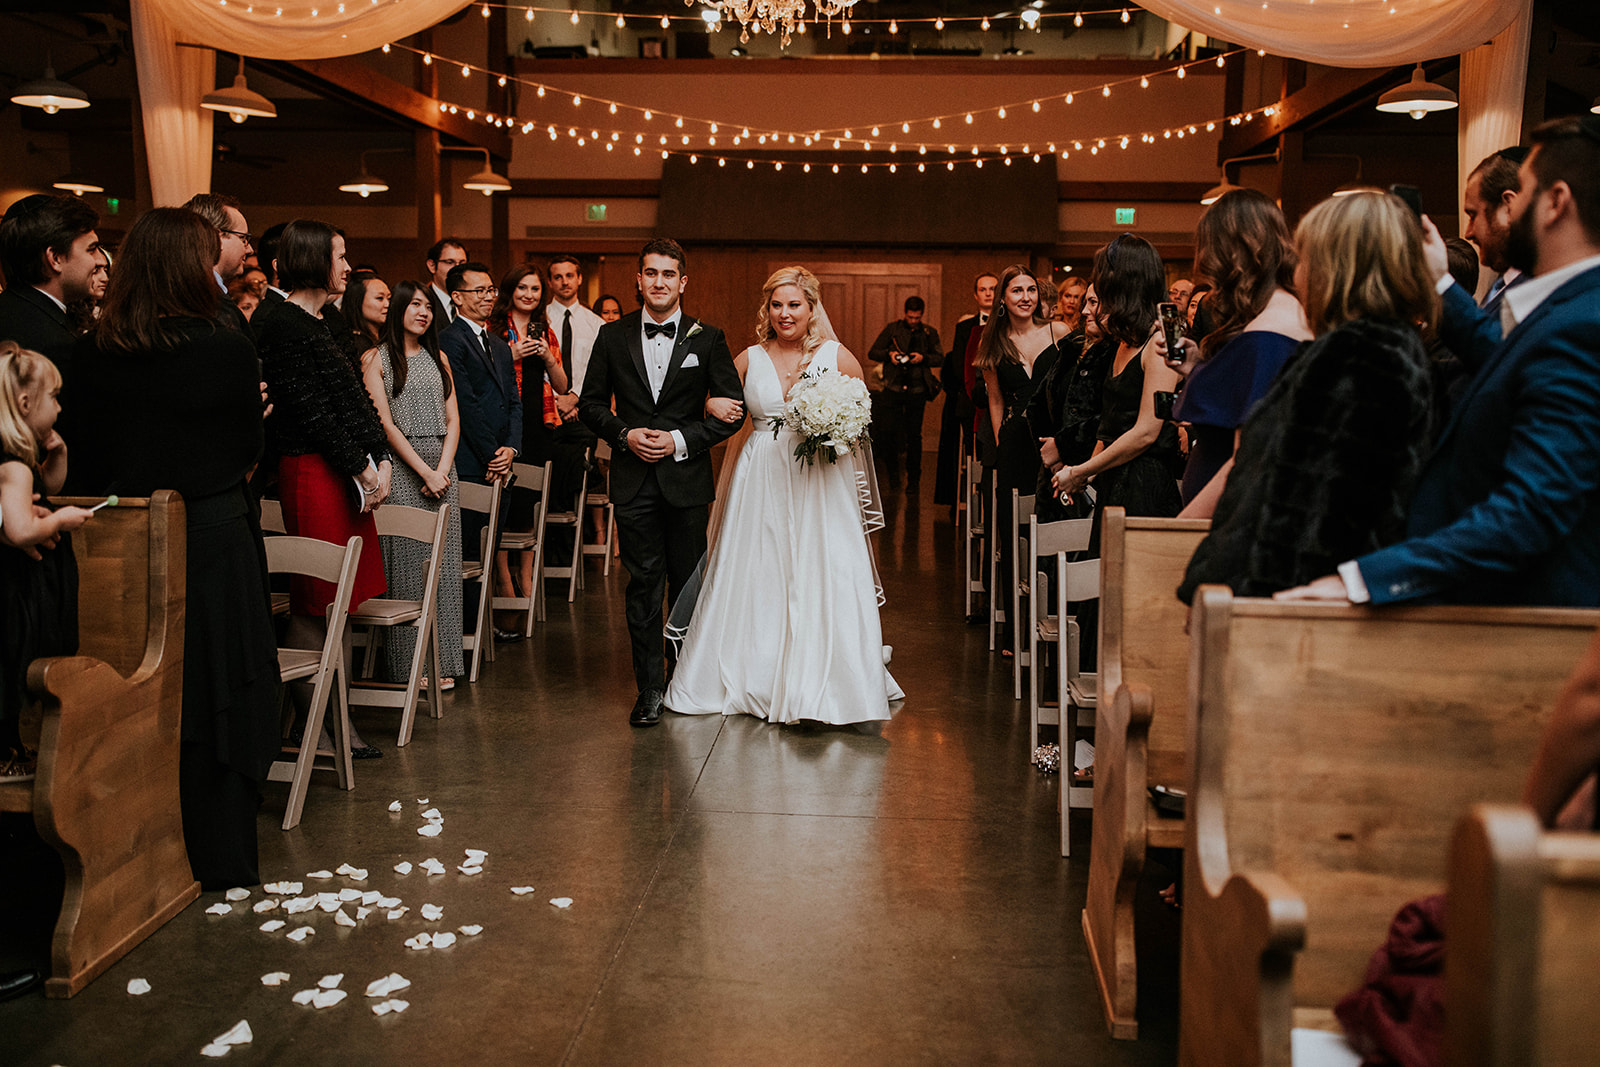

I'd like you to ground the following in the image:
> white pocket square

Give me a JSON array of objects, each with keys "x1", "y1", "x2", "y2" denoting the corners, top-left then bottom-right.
[{"x1": 681, "y1": 354, "x2": 699, "y2": 368}]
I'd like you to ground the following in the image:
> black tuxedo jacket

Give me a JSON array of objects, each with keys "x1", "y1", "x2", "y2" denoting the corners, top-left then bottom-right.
[
  {"x1": 579, "y1": 310, "x2": 742, "y2": 507},
  {"x1": 438, "y1": 316, "x2": 523, "y2": 483},
  {"x1": 0, "y1": 285, "x2": 77, "y2": 367},
  {"x1": 427, "y1": 287, "x2": 454, "y2": 333}
]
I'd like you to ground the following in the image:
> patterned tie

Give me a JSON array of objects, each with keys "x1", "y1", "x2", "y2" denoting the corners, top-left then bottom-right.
[{"x1": 560, "y1": 307, "x2": 574, "y2": 382}]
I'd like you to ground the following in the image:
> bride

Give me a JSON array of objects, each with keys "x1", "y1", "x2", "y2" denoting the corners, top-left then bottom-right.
[{"x1": 663, "y1": 266, "x2": 904, "y2": 725}]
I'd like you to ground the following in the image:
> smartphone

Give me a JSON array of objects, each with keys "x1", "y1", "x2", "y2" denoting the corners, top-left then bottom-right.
[
  {"x1": 1389, "y1": 183, "x2": 1424, "y2": 220},
  {"x1": 1158, "y1": 302, "x2": 1185, "y2": 364}
]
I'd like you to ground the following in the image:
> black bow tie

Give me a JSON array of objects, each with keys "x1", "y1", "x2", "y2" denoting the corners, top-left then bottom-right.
[{"x1": 644, "y1": 320, "x2": 677, "y2": 339}]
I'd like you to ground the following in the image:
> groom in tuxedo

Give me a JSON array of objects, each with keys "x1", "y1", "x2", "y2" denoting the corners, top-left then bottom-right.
[{"x1": 580, "y1": 238, "x2": 743, "y2": 726}]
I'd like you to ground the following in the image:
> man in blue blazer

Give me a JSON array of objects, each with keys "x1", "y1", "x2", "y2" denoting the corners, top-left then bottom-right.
[
  {"x1": 437, "y1": 261, "x2": 521, "y2": 485},
  {"x1": 1280, "y1": 115, "x2": 1600, "y2": 608}
]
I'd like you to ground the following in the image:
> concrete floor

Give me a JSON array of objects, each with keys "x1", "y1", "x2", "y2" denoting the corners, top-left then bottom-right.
[{"x1": 2, "y1": 472, "x2": 1180, "y2": 1065}]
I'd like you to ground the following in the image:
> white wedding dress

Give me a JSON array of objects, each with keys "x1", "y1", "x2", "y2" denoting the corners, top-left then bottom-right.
[{"x1": 664, "y1": 341, "x2": 904, "y2": 724}]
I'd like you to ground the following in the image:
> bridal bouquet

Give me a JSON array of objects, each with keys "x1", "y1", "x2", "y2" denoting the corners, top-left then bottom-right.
[{"x1": 771, "y1": 369, "x2": 873, "y2": 466}]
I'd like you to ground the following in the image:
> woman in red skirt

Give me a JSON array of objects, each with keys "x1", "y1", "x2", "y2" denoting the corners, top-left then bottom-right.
[{"x1": 255, "y1": 220, "x2": 392, "y2": 757}]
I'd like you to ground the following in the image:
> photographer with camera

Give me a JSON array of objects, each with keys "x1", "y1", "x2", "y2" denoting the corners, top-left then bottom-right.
[{"x1": 868, "y1": 295, "x2": 942, "y2": 491}]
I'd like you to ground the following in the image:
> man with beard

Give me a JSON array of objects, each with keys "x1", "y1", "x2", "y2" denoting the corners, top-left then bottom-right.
[
  {"x1": 1279, "y1": 114, "x2": 1600, "y2": 608},
  {"x1": 1462, "y1": 145, "x2": 1529, "y2": 309}
]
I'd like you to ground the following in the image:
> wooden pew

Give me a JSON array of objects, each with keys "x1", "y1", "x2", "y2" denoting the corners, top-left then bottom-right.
[
  {"x1": 1447, "y1": 804, "x2": 1600, "y2": 1067},
  {"x1": 1082, "y1": 507, "x2": 1211, "y2": 1039},
  {"x1": 0, "y1": 492, "x2": 198, "y2": 997},
  {"x1": 1178, "y1": 587, "x2": 1600, "y2": 1067}
]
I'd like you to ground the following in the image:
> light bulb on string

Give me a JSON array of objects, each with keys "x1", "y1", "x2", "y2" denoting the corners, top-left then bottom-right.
[
  {"x1": 481, "y1": 4, "x2": 489, "y2": 16},
  {"x1": 980, "y1": 17, "x2": 990, "y2": 30},
  {"x1": 616, "y1": 13, "x2": 625, "y2": 27},
  {"x1": 1140, "y1": 76, "x2": 1148, "y2": 88},
  {"x1": 422, "y1": 53, "x2": 432, "y2": 64},
  {"x1": 935, "y1": 17, "x2": 944, "y2": 29},
  {"x1": 1177, "y1": 66, "x2": 1186, "y2": 79},
  {"x1": 525, "y1": 7, "x2": 533, "y2": 21},
  {"x1": 381, "y1": 43, "x2": 390, "y2": 53},
  {"x1": 997, "y1": 107, "x2": 1006, "y2": 118},
  {"x1": 1074, "y1": 12, "x2": 1083, "y2": 26},
  {"x1": 661, "y1": 14, "x2": 669, "y2": 27},
  {"x1": 888, "y1": 19, "x2": 897, "y2": 33},
  {"x1": 498, "y1": 75, "x2": 507, "y2": 87},
  {"x1": 461, "y1": 64, "x2": 471, "y2": 77},
  {"x1": 1121, "y1": 9, "x2": 1131, "y2": 22},
  {"x1": 570, "y1": 9, "x2": 579, "y2": 24}
]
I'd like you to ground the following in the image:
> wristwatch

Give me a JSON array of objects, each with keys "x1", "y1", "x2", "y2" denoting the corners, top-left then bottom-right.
[{"x1": 618, "y1": 427, "x2": 632, "y2": 453}]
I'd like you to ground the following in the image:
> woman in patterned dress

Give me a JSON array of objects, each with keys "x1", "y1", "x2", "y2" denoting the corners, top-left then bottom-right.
[{"x1": 360, "y1": 280, "x2": 466, "y2": 687}]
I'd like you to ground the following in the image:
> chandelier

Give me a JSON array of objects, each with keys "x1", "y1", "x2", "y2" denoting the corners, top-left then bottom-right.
[{"x1": 690, "y1": 0, "x2": 859, "y2": 46}]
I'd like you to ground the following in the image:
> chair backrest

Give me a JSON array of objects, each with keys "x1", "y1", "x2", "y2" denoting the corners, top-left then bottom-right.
[
  {"x1": 1099, "y1": 507, "x2": 1210, "y2": 786},
  {"x1": 1447, "y1": 804, "x2": 1600, "y2": 1067},
  {"x1": 372, "y1": 502, "x2": 443, "y2": 544},
  {"x1": 595, "y1": 439, "x2": 611, "y2": 463},
  {"x1": 1186, "y1": 587, "x2": 1599, "y2": 1016},
  {"x1": 1032, "y1": 515, "x2": 1093, "y2": 559},
  {"x1": 455, "y1": 478, "x2": 502, "y2": 560},
  {"x1": 259, "y1": 497, "x2": 286, "y2": 534},
  {"x1": 263, "y1": 535, "x2": 364, "y2": 657},
  {"x1": 510, "y1": 461, "x2": 550, "y2": 494}
]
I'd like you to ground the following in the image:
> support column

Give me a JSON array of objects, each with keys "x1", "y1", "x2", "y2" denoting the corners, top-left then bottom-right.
[{"x1": 414, "y1": 30, "x2": 442, "y2": 248}]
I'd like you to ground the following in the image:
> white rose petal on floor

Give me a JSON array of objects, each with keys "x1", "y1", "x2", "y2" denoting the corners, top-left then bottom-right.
[
  {"x1": 201, "y1": 1020, "x2": 252, "y2": 1056},
  {"x1": 204, "y1": 903, "x2": 231, "y2": 916},
  {"x1": 509, "y1": 886, "x2": 536, "y2": 895},
  {"x1": 334, "y1": 908, "x2": 357, "y2": 927},
  {"x1": 260, "y1": 972, "x2": 291, "y2": 986},
  {"x1": 420, "y1": 904, "x2": 443, "y2": 921},
  {"x1": 404, "y1": 933, "x2": 432, "y2": 950},
  {"x1": 224, "y1": 888, "x2": 250, "y2": 902},
  {"x1": 291, "y1": 989, "x2": 316, "y2": 1005},
  {"x1": 386, "y1": 907, "x2": 409, "y2": 920},
  {"x1": 419, "y1": 858, "x2": 446, "y2": 875},
  {"x1": 258, "y1": 920, "x2": 286, "y2": 933},
  {"x1": 457, "y1": 864, "x2": 482, "y2": 876},
  {"x1": 306, "y1": 870, "x2": 333, "y2": 879},
  {"x1": 464, "y1": 849, "x2": 487, "y2": 863},
  {"x1": 431, "y1": 931, "x2": 456, "y2": 948},
  {"x1": 317, "y1": 973, "x2": 344, "y2": 989},
  {"x1": 312, "y1": 989, "x2": 347, "y2": 1009},
  {"x1": 365, "y1": 973, "x2": 411, "y2": 997},
  {"x1": 285, "y1": 926, "x2": 315, "y2": 942},
  {"x1": 393, "y1": 861, "x2": 413, "y2": 875},
  {"x1": 459, "y1": 925, "x2": 483, "y2": 936},
  {"x1": 263, "y1": 881, "x2": 302, "y2": 895},
  {"x1": 549, "y1": 898, "x2": 573, "y2": 909},
  {"x1": 388, "y1": 800, "x2": 402, "y2": 812},
  {"x1": 356, "y1": 906, "x2": 373, "y2": 920},
  {"x1": 252, "y1": 899, "x2": 278, "y2": 913},
  {"x1": 416, "y1": 824, "x2": 442, "y2": 837},
  {"x1": 126, "y1": 978, "x2": 151, "y2": 995}
]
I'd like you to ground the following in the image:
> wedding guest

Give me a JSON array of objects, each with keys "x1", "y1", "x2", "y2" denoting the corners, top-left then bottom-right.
[
  {"x1": 1177, "y1": 190, "x2": 1436, "y2": 604},
  {"x1": 1056, "y1": 275, "x2": 1088, "y2": 335},
  {"x1": 1052, "y1": 235, "x2": 1182, "y2": 543},
  {"x1": 66, "y1": 248, "x2": 110, "y2": 334},
  {"x1": 342, "y1": 272, "x2": 390, "y2": 353},
  {"x1": 546, "y1": 254, "x2": 604, "y2": 420},
  {"x1": 867, "y1": 295, "x2": 942, "y2": 491},
  {"x1": 0, "y1": 194, "x2": 101, "y2": 369},
  {"x1": 1279, "y1": 116, "x2": 1600, "y2": 609},
  {"x1": 230, "y1": 277, "x2": 260, "y2": 321},
  {"x1": 253, "y1": 222, "x2": 289, "y2": 311},
  {"x1": 975, "y1": 265, "x2": 1064, "y2": 653},
  {"x1": 1168, "y1": 276, "x2": 1195, "y2": 314},
  {"x1": 361, "y1": 281, "x2": 465, "y2": 688},
  {"x1": 0, "y1": 343, "x2": 89, "y2": 781},
  {"x1": 1170, "y1": 189, "x2": 1312, "y2": 512},
  {"x1": 423, "y1": 237, "x2": 468, "y2": 327},
  {"x1": 1030, "y1": 284, "x2": 1113, "y2": 523},
  {"x1": 69, "y1": 208, "x2": 279, "y2": 887},
  {"x1": 1186, "y1": 283, "x2": 1212, "y2": 330},
  {"x1": 1463, "y1": 145, "x2": 1529, "y2": 308},
  {"x1": 934, "y1": 271, "x2": 996, "y2": 509},
  {"x1": 241, "y1": 266, "x2": 268, "y2": 298},
  {"x1": 593, "y1": 294, "x2": 623, "y2": 322},
  {"x1": 485, "y1": 264, "x2": 570, "y2": 633},
  {"x1": 181, "y1": 192, "x2": 253, "y2": 292},
  {"x1": 1039, "y1": 279, "x2": 1060, "y2": 321},
  {"x1": 254, "y1": 220, "x2": 390, "y2": 757}
]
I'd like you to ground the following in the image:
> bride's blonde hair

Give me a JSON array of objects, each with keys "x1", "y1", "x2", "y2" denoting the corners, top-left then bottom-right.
[{"x1": 755, "y1": 267, "x2": 827, "y2": 358}]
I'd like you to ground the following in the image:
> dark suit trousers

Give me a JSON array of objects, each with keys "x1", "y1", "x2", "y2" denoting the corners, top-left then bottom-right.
[{"x1": 614, "y1": 465, "x2": 707, "y2": 692}]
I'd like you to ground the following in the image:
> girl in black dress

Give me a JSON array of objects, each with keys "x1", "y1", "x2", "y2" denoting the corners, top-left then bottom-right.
[
  {"x1": 974, "y1": 265, "x2": 1063, "y2": 654},
  {"x1": 0, "y1": 344, "x2": 90, "y2": 780},
  {"x1": 1052, "y1": 235, "x2": 1182, "y2": 535},
  {"x1": 70, "y1": 208, "x2": 280, "y2": 888}
]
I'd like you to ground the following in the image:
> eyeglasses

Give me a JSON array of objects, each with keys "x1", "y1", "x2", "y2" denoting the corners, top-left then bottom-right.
[
  {"x1": 221, "y1": 228, "x2": 254, "y2": 247},
  {"x1": 453, "y1": 287, "x2": 493, "y2": 295}
]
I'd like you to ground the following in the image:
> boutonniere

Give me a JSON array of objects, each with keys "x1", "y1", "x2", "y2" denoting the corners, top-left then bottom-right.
[{"x1": 684, "y1": 321, "x2": 703, "y2": 340}]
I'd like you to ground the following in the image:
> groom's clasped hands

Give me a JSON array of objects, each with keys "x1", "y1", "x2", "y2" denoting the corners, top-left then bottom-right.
[{"x1": 626, "y1": 427, "x2": 677, "y2": 462}]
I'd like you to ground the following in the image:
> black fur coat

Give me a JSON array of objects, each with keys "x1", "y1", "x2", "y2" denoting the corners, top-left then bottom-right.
[{"x1": 1178, "y1": 317, "x2": 1434, "y2": 603}]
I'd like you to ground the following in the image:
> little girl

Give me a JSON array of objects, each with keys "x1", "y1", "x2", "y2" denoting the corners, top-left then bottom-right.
[{"x1": 1, "y1": 342, "x2": 92, "y2": 780}]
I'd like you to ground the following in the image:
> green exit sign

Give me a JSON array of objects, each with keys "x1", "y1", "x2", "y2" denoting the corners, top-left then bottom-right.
[
  {"x1": 1115, "y1": 207, "x2": 1137, "y2": 226},
  {"x1": 585, "y1": 203, "x2": 608, "y2": 223}
]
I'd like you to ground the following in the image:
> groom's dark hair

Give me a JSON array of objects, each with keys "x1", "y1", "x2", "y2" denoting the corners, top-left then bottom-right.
[{"x1": 638, "y1": 237, "x2": 686, "y2": 273}]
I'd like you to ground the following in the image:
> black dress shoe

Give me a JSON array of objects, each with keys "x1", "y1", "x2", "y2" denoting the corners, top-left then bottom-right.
[
  {"x1": 0, "y1": 968, "x2": 42, "y2": 1002},
  {"x1": 493, "y1": 628, "x2": 523, "y2": 643},
  {"x1": 629, "y1": 688, "x2": 665, "y2": 727}
]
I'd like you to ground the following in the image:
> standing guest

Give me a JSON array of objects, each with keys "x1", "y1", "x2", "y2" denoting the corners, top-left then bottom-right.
[
  {"x1": 342, "y1": 272, "x2": 390, "y2": 353},
  {"x1": 868, "y1": 296, "x2": 942, "y2": 492},
  {"x1": 975, "y1": 265, "x2": 1063, "y2": 653},
  {"x1": 1185, "y1": 283, "x2": 1212, "y2": 331},
  {"x1": 934, "y1": 272, "x2": 996, "y2": 510},
  {"x1": 361, "y1": 281, "x2": 465, "y2": 688},
  {"x1": 254, "y1": 220, "x2": 390, "y2": 757},
  {"x1": 230, "y1": 278, "x2": 260, "y2": 321},
  {"x1": 241, "y1": 266, "x2": 268, "y2": 299},
  {"x1": 253, "y1": 223, "x2": 289, "y2": 313},
  {"x1": 1052, "y1": 235, "x2": 1183, "y2": 537},
  {"x1": 1177, "y1": 190, "x2": 1436, "y2": 604},
  {"x1": 183, "y1": 192, "x2": 255, "y2": 333},
  {"x1": 66, "y1": 248, "x2": 110, "y2": 334},
  {"x1": 1056, "y1": 275, "x2": 1088, "y2": 335},
  {"x1": 1463, "y1": 145, "x2": 1529, "y2": 308},
  {"x1": 438, "y1": 261, "x2": 523, "y2": 640},
  {"x1": 1038, "y1": 279, "x2": 1060, "y2": 321},
  {"x1": 593, "y1": 294, "x2": 623, "y2": 323},
  {"x1": 0, "y1": 194, "x2": 101, "y2": 369},
  {"x1": 1031, "y1": 284, "x2": 1113, "y2": 523},
  {"x1": 423, "y1": 237, "x2": 468, "y2": 328},
  {"x1": 1279, "y1": 115, "x2": 1600, "y2": 609},
  {"x1": 0, "y1": 344, "x2": 89, "y2": 781},
  {"x1": 546, "y1": 254, "x2": 605, "y2": 425},
  {"x1": 1170, "y1": 189, "x2": 1312, "y2": 512},
  {"x1": 485, "y1": 264, "x2": 570, "y2": 633},
  {"x1": 69, "y1": 208, "x2": 279, "y2": 887},
  {"x1": 1168, "y1": 276, "x2": 1196, "y2": 315}
]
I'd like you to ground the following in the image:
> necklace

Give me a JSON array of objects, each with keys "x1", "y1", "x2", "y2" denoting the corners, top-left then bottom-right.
[{"x1": 767, "y1": 343, "x2": 811, "y2": 394}]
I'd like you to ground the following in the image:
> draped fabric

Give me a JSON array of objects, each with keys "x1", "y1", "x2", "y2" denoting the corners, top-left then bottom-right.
[
  {"x1": 129, "y1": 0, "x2": 214, "y2": 207},
  {"x1": 1458, "y1": 6, "x2": 1534, "y2": 229},
  {"x1": 1137, "y1": 0, "x2": 1527, "y2": 68},
  {"x1": 128, "y1": 0, "x2": 466, "y2": 201}
]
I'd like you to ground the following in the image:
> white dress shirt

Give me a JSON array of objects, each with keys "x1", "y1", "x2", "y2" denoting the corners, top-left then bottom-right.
[
  {"x1": 431, "y1": 283, "x2": 455, "y2": 323},
  {"x1": 35, "y1": 286, "x2": 67, "y2": 313},
  {"x1": 547, "y1": 297, "x2": 604, "y2": 394},
  {"x1": 641, "y1": 308, "x2": 689, "y2": 462}
]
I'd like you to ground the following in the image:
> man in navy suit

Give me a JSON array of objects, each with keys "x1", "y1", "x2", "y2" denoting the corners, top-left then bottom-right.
[
  {"x1": 579, "y1": 238, "x2": 743, "y2": 726},
  {"x1": 1280, "y1": 115, "x2": 1600, "y2": 608},
  {"x1": 438, "y1": 261, "x2": 523, "y2": 639}
]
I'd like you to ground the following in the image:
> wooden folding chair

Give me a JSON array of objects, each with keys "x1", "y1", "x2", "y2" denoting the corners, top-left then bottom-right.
[
  {"x1": 263, "y1": 535, "x2": 362, "y2": 831},
  {"x1": 455, "y1": 478, "x2": 502, "y2": 683},
  {"x1": 542, "y1": 448, "x2": 590, "y2": 603},
  {"x1": 348, "y1": 503, "x2": 450, "y2": 748},
  {"x1": 989, "y1": 482, "x2": 1007, "y2": 651},
  {"x1": 1011, "y1": 492, "x2": 1036, "y2": 699},
  {"x1": 582, "y1": 439, "x2": 616, "y2": 577},
  {"x1": 1053, "y1": 549, "x2": 1101, "y2": 858},
  {"x1": 1026, "y1": 514, "x2": 1094, "y2": 745},
  {"x1": 963, "y1": 455, "x2": 984, "y2": 617},
  {"x1": 493, "y1": 460, "x2": 553, "y2": 637},
  {"x1": 257, "y1": 498, "x2": 290, "y2": 617}
]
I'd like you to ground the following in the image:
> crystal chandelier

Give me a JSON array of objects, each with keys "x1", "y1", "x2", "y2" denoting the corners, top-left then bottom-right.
[{"x1": 690, "y1": 0, "x2": 859, "y2": 46}]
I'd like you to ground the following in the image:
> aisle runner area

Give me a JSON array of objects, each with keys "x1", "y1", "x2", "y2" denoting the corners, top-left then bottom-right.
[{"x1": 1, "y1": 479, "x2": 1178, "y2": 1066}]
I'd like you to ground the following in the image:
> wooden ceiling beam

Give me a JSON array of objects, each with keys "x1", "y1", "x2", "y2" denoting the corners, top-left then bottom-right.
[{"x1": 1217, "y1": 64, "x2": 1422, "y2": 161}]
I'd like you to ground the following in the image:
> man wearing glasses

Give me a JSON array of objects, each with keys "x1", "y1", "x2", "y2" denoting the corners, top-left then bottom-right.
[{"x1": 182, "y1": 192, "x2": 254, "y2": 332}]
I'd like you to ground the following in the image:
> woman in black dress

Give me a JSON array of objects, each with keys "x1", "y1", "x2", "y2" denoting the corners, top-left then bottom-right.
[
  {"x1": 70, "y1": 208, "x2": 279, "y2": 890},
  {"x1": 974, "y1": 264, "x2": 1063, "y2": 654},
  {"x1": 1029, "y1": 284, "x2": 1114, "y2": 524},
  {"x1": 1052, "y1": 235, "x2": 1182, "y2": 537}
]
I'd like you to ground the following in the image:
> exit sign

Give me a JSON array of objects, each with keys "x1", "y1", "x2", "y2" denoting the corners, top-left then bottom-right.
[
  {"x1": 1115, "y1": 207, "x2": 1137, "y2": 226},
  {"x1": 585, "y1": 203, "x2": 608, "y2": 223}
]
